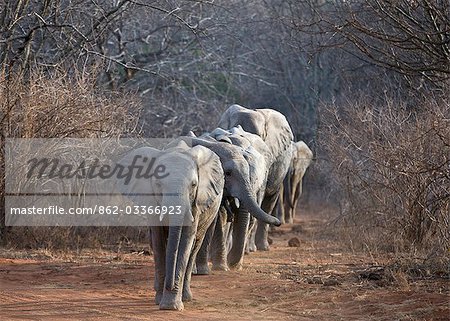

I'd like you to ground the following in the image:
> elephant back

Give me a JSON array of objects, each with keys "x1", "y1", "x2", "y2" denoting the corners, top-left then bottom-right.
[{"x1": 219, "y1": 104, "x2": 293, "y2": 162}]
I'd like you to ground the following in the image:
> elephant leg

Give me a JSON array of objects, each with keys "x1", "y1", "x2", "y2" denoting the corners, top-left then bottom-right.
[
  {"x1": 227, "y1": 207, "x2": 250, "y2": 270},
  {"x1": 255, "y1": 220, "x2": 269, "y2": 251},
  {"x1": 285, "y1": 173, "x2": 295, "y2": 224},
  {"x1": 211, "y1": 206, "x2": 229, "y2": 271},
  {"x1": 275, "y1": 184, "x2": 286, "y2": 224},
  {"x1": 283, "y1": 185, "x2": 293, "y2": 224},
  {"x1": 276, "y1": 197, "x2": 285, "y2": 225},
  {"x1": 182, "y1": 234, "x2": 202, "y2": 302},
  {"x1": 150, "y1": 226, "x2": 167, "y2": 305},
  {"x1": 285, "y1": 183, "x2": 294, "y2": 224},
  {"x1": 246, "y1": 216, "x2": 257, "y2": 253},
  {"x1": 194, "y1": 216, "x2": 217, "y2": 275},
  {"x1": 290, "y1": 180, "x2": 303, "y2": 223},
  {"x1": 256, "y1": 192, "x2": 279, "y2": 251},
  {"x1": 185, "y1": 205, "x2": 219, "y2": 301},
  {"x1": 160, "y1": 225, "x2": 195, "y2": 311}
]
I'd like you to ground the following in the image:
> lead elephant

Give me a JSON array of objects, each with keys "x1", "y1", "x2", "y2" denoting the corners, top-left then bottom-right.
[
  {"x1": 276, "y1": 141, "x2": 313, "y2": 224},
  {"x1": 218, "y1": 104, "x2": 294, "y2": 250},
  {"x1": 116, "y1": 142, "x2": 224, "y2": 310}
]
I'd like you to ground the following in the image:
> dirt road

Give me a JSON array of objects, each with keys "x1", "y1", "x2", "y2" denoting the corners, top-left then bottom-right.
[{"x1": 0, "y1": 208, "x2": 448, "y2": 320}]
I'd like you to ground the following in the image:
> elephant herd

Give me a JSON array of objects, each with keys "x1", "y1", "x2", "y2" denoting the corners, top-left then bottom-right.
[{"x1": 117, "y1": 104, "x2": 313, "y2": 310}]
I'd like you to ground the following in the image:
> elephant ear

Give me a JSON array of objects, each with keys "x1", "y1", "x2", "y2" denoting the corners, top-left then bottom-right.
[
  {"x1": 217, "y1": 104, "x2": 245, "y2": 129},
  {"x1": 256, "y1": 108, "x2": 294, "y2": 160},
  {"x1": 243, "y1": 146, "x2": 267, "y2": 193},
  {"x1": 198, "y1": 132, "x2": 218, "y2": 143},
  {"x1": 218, "y1": 104, "x2": 265, "y2": 137},
  {"x1": 115, "y1": 147, "x2": 160, "y2": 204},
  {"x1": 189, "y1": 146, "x2": 224, "y2": 215},
  {"x1": 230, "y1": 125, "x2": 245, "y2": 136},
  {"x1": 236, "y1": 127, "x2": 274, "y2": 165},
  {"x1": 210, "y1": 127, "x2": 229, "y2": 137},
  {"x1": 215, "y1": 135, "x2": 233, "y2": 144},
  {"x1": 209, "y1": 128, "x2": 233, "y2": 144},
  {"x1": 165, "y1": 139, "x2": 190, "y2": 151}
]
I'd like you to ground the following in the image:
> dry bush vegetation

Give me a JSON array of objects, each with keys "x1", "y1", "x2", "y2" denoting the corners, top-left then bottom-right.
[
  {"x1": 319, "y1": 95, "x2": 450, "y2": 273},
  {"x1": 0, "y1": 70, "x2": 142, "y2": 249},
  {"x1": 1, "y1": 71, "x2": 139, "y2": 138}
]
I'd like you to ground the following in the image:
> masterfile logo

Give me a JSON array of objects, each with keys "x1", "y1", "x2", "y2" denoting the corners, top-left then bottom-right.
[
  {"x1": 5, "y1": 138, "x2": 193, "y2": 227},
  {"x1": 26, "y1": 155, "x2": 169, "y2": 184}
]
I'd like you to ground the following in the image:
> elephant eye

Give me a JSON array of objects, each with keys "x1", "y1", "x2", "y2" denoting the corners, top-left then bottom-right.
[{"x1": 225, "y1": 170, "x2": 232, "y2": 177}]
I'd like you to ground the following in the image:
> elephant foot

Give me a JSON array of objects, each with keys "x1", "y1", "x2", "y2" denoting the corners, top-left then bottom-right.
[
  {"x1": 247, "y1": 241, "x2": 257, "y2": 253},
  {"x1": 287, "y1": 216, "x2": 294, "y2": 224},
  {"x1": 256, "y1": 240, "x2": 270, "y2": 251},
  {"x1": 159, "y1": 299, "x2": 184, "y2": 311},
  {"x1": 182, "y1": 288, "x2": 193, "y2": 302},
  {"x1": 212, "y1": 263, "x2": 229, "y2": 271},
  {"x1": 155, "y1": 291, "x2": 163, "y2": 305},
  {"x1": 194, "y1": 263, "x2": 210, "y2": 275},
  {"x1": 159, "y1": 293, "x2": 184, "y2": 311}
]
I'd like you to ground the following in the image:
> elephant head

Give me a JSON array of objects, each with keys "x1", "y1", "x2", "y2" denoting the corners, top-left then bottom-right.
[
  {"x1": 116, "y1": 145, "x2": 196, "y2": 225},
  {"x1": 290, "y1": 141, "x2": 313, "y2": 181},
  {"x1": 209, "y1": 126, "x2": 270, "y2": 199},
  {"x1": 167, "y1": 136, "x2": 281, "y2": 227},
  {"x1": 283, "y1": 141, "x2": 313, "y2": 222}
]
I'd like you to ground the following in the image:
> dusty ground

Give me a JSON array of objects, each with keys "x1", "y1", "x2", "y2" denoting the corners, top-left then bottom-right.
[{"x1": 0, "y1": 207, "x2": 448, "y2": 321}]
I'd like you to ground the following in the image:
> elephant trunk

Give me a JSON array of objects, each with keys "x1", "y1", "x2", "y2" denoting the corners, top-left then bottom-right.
[
  {"x1": 239, "y1": 192, "x2": 281, "y2": 226},
  {"x1": 161, "y1": 190, "x2": 190, "y2": 291},
  {"x1": 165, "y1": 225, "x2": 182, "y2": 291},
  {"x1": 227, "y1": 207, "x2": 249, "y2": 268}
]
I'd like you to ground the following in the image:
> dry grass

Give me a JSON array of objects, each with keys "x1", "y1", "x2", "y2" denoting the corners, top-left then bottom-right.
[
  {"x1": 318, "y1": 94, "x2": 450, "y2": 275},
  {"x1": 0, "y1": 70, "x2": 143, "y2": 249},
  {"x1": 0, "y1": 70, "x2": 139, "y2": 138}
]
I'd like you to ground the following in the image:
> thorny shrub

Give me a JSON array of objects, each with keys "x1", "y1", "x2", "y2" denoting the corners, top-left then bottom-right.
[
  {"x1": 0, "y1": 70, "x2": 142, "y2": 249},
  {"x1": 319, "y1": 95, "x2": 449, "y2": 264}
]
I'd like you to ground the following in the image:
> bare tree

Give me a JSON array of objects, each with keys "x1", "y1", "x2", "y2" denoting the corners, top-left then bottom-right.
[{"x1": 314, "y1": 0, "x2": 450, "y2": 89}]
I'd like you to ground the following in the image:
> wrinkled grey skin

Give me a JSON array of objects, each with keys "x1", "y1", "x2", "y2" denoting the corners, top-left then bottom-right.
[
  {"x1": 194, "y1": 201, "x2": 230, "y2": 274},
  {"x1": 218, "y1": 104, "x2": 294, "y2": 251},
  {"x1": 201, "y1": 126, "x2": 272, "y2": 269},
  {"x1": 276, "y1": 141, "x2": 313, "y2": 224},
  {"x1": 117, "y1": 142, "x2": 224, "y2": 311},
  {"x1": 167, "y1": 134, "x2": 281, "y2": 270}
]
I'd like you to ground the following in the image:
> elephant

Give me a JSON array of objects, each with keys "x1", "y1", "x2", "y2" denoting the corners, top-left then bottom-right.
[
  {"x1": 276, "y1": 141, "x2": 313, "y2": 224},
  {"x1": 218, "y1": 104, "x2": 294, "y2": 251},
  {"x1": 199, "y1": 126, "x2": 272, "y2": 268},
  {"x1": 167, "y1": 133, "x2": 281, "y2": 270},
  {"x1": 116, "y1": 141, "x2": 224, "y2": 310}
]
